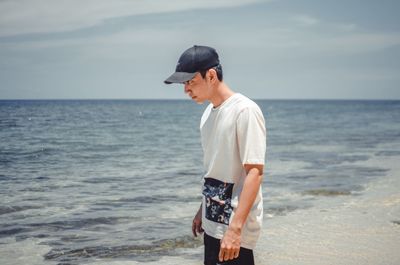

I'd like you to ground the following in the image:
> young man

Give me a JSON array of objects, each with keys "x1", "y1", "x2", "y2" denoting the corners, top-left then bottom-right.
[{"x1": 164, "y1": 45, "x2": 266, "y2": 265}]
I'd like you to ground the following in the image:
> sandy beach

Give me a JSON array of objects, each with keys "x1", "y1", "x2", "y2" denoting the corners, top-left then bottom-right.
[
  {"x1": 81, "y1": 155, "x2": 400, "y2": 265},
  {"x1": 256, "y1": 155, "x2": 400, "y2": 265}
]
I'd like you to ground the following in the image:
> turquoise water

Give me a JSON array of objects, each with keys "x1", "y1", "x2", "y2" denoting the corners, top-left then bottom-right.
[{"x1": 1, "y1": 99, "x2": 399, "y2": 264}]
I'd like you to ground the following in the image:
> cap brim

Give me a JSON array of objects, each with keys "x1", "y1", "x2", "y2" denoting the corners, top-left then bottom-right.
[{"x1": 164, "y1": 72, "x2": 197, "y2": 84}]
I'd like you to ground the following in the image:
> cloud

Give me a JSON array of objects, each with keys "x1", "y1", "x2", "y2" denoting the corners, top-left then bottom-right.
[
  {"x1": 0, "y1": 0, "x2": 266, "y2": 37},
  {"x1": 317, "y1": 33, "x2": 400, "y2": 54},
  {"x1": 239, "y1": 14, "x2": 400, "y2": 56},
  {"x1": 1, "y1": 1, "x2": 399, "y2": 100},
  {"x1": 4, "y1": 8, "x2": 399, "y2": 64},
  {"x1": 291, "y1": 14, "x2": 319, "y2": 26}
]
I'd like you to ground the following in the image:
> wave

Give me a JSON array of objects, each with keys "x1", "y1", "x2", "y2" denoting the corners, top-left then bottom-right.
[
  {"x1": 44, "y1": 235, "x2": 202, "y2": 262},
  {"x1": 265, "y1": 205, "x2": 300, "y2": 216},
  {"x1": 0, "y1": 205, "x2": 42, "y2": 215},
  {"x1": 302, "y1": 189, "x2": 352, "y2": 196},
  {"x1": 0, "y1": 216, "x2": 133, "y2": 238}
]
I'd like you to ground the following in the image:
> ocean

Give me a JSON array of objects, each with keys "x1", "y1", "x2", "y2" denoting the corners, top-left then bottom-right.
[{"x1": 1, "y1": 99, "x2": 399, "y2": 265}]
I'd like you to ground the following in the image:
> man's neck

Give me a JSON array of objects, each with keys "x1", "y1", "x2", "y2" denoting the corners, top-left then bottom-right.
[{"x1": 210, "y1": 82, "x2": 235, "y2": 108}]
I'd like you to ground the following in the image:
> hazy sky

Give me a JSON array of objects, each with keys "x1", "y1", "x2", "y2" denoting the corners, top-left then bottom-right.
[{"x1": 0, "y1": 0, "x2": 399, "y2": 99}]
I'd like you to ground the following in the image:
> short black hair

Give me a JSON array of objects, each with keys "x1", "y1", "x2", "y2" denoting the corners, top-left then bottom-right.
[{"x1": 199, "y1": 64, "x2": 223, "y2": 81}]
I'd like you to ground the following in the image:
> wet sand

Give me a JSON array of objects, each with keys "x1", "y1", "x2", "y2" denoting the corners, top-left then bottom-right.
[{"x1": 256, "y1": 156, "x2": 400, "y2": 265}]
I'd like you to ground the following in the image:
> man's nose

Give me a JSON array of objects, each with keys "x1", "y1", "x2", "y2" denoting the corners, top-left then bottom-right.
[{"x1": 184, "y1": 84, "x2": 190, "y2": 94}]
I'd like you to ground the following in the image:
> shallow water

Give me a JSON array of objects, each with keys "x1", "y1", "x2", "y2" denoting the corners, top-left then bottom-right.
[
  {"x1": 256, "y1": 154, "x2": 400, "y2": 265},
  {"x1": 1, "y1": 99, "x2": 399, "y2": 264}
]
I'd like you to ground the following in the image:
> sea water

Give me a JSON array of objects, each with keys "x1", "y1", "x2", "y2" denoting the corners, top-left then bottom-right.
[{"x1": 1, "y1": 99, "x2": 399, "y2": 265}]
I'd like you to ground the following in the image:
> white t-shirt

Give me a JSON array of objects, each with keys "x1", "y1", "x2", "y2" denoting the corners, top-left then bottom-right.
[{"x1": 200, "y1": 93, "x2": 266, "y2": 250}]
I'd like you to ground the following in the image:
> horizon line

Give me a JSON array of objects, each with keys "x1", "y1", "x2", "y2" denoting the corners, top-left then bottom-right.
[{"x1": 1, "y1": 98, "x2": 400, "y2": 101}]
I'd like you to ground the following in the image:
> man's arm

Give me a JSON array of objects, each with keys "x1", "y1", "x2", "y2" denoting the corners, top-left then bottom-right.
[
  {"x1": 192, "y1": 203, "x2": 204, "y2": 237},
  {"x1": 218, "y1": 164, "x2": 264, "y2": 262}
]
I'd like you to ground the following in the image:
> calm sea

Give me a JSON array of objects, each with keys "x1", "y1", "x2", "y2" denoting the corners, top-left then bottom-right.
[{"x1": 1, "y1": 99, "x2": 399, "y2": 265}]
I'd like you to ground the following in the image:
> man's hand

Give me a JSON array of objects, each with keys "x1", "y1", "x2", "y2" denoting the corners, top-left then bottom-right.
[
  {"x1": 219, "y1": 226, "x2": 241, "y2": 262},
  {"x1": 217, "y1": 164, "x2": 263, "y2": 262},
  {"x1": 192, "y1": 204, "x2": 204, "y2": 237}
]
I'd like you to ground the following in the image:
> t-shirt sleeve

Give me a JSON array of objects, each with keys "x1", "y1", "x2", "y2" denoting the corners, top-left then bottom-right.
[{"x1": 236, "y1": 106, "x2": 266, "y2": 165}]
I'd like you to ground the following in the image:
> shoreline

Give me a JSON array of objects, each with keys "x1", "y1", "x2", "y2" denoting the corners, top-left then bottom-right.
[
  {"x1": 2, "y1": 154, "x2": 399, "y2": 265},
  {"x1": 256, "y1": 155, "x2": 400, "y2": 265},
  {"x1": 85, "y1": 155, "x2": 400, "y2": 265}
]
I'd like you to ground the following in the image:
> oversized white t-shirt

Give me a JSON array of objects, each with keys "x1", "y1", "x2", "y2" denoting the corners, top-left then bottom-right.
[{"x1": 200, "y1": 93, "x2": 266, "y2": 250}]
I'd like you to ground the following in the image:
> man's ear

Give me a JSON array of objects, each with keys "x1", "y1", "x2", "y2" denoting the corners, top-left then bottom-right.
[{"x1": 207, "y1": 68, "x2": 217, "y2": 83}]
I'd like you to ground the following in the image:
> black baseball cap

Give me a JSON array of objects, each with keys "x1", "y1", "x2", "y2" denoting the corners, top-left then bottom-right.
[{"x1": 164, "y1": 45, "x2": 220, "y2": 84}]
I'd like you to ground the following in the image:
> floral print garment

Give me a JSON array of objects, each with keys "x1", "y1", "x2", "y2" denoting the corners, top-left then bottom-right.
[{"x1": 202, "y1": 178, "x2": 234, "y2": 225}]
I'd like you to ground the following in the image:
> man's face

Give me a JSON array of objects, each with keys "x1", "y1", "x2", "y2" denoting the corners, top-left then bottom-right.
[{"x1": 183, "y1": 72, "x2": 211, "y2": 104}]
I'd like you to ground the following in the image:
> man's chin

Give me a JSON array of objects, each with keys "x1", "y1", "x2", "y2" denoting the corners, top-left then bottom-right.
[{"x1": 192, "y1": 97, "x2": 205, "y2": 104}]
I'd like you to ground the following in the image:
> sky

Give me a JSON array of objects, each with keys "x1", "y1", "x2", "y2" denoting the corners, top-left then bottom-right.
[{"x1": 0, "y1": 0, "x2": 399, "y2": 100}]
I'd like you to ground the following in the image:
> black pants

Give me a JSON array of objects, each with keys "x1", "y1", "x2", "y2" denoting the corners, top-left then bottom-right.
[{"x1": 204, "y1": 233, "x2": 255, "y2": 265}]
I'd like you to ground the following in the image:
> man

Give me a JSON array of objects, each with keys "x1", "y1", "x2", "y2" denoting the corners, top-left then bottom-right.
[{"x1": 164, "y1": 45, "x2": 266, "y2": 265}]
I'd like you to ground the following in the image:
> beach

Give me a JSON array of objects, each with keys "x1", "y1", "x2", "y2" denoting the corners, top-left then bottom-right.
[
  {"x1": 1, "y1": 99, "x2": 399, "y2": 265},
  {"x1": 256, "y1": 154, "x2": 400, "y2": 265},
  {"x1": 83, "y1": 154, "x2": 400, "y2": 265},
  {"x1": 4, "y1": 154, "x2": 396, "y2": 265}
]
